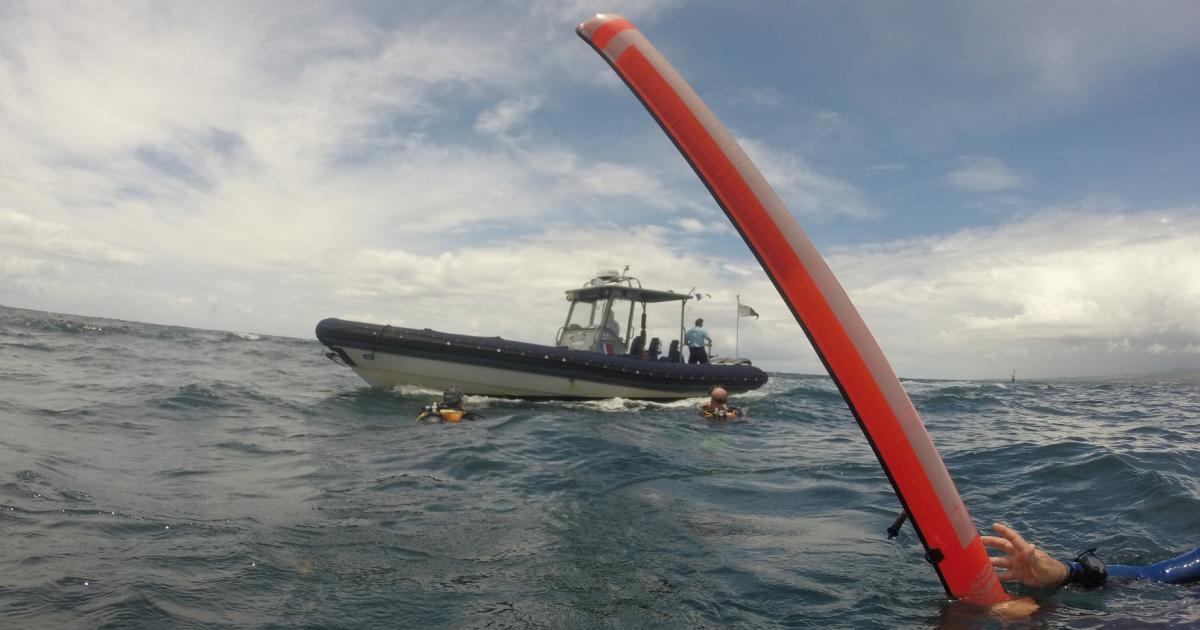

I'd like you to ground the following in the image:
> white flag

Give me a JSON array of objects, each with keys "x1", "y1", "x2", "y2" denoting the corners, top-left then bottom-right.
[{"x1": 738, "y1": 304, "x2": 759, "y2": 318}]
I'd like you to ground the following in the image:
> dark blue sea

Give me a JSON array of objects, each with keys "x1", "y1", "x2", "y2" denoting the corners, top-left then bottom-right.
[{"x1": 2, "y1": 304, "x2": 1199, "y2": 629}]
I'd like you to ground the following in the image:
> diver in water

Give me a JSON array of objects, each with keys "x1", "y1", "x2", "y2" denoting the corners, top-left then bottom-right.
[
  {"x1": 416, "y1": 386, "x2": 483, "y2": 423},
  {"x1": 982, "y1": 522, "x2": 1200, "y2": 587},
  {"x1": 699, "y1": 386, "x2": 743, "y2": 420}
]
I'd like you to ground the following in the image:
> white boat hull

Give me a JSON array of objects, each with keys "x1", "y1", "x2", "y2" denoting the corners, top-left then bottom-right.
[
  {"x1": 316, "y1": 317, "x2": 768, "y2": 400},
  {"x1": 344, "y1": 347, "x2": 703, "y2": 399}
]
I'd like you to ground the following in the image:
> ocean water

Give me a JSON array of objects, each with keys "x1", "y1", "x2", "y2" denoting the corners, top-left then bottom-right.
[{"x1": 2, "y1": 304, "x2": 1198, "y2": 629}]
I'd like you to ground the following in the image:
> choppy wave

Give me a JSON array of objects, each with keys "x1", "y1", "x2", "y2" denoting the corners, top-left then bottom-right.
[{"x1": 1, "y1": 304, "x2": 1198, "y2": 628}]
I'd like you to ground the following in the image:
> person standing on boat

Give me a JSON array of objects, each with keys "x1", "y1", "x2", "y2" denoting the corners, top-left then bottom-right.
[{"x1": 685, "y1": 318, "x2": 713, "y2": 364}]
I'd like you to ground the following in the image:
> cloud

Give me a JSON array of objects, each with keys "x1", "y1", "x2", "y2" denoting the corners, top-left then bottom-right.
[
  {"x1": 0, "y1": 5, "x2": 517, "y2": 161},
  {"x1": 738, "y1": 138, "x2": 878, "y2": 219},
  {"x1": 0, "y1": 209, "x2": 147, "y2": 266},
  {"x1": 828, "y1": 203, "x2": 1200, "y2": 377},
  {"x1": 229, "y1": 201, "x2": 1200, "y2": 377},
  {"x1": 0, "y1": 4, "x2": 533, "y2": 257},
  {"x1": 945, "y1": 157, "x2": 1026, "y2": 192},
  {"x1": 0, "y1": 3, "x2": 703, "y2": 319},
  {"x1": 0, "y1": 2, "x2": 722, "y2": 272},
  {"x1": 0, "y1": 255, "x2": 61, "y2": 279},
  {"x1": 1107, "y1": 339, "x2": 1133, "y2": 353},
  {"x1": 2, "y1": 3, "x2": 1197, "y2": 381},
  {"x1": 475, "y1": 96, "x2": 544, "y2": 136}
]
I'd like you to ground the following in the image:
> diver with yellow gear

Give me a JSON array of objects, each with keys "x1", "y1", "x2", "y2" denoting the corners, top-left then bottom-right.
[
  {"x1": 699, "y1": 386, "x2": 743, "y2": 420},
  {"x1": 416, "y1": 386, "x2": 483, "y2": 423}
]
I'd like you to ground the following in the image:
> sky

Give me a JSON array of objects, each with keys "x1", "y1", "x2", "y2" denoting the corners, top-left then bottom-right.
[{"x1": 1, "y1": 0, "x2": 1199, "y2": 379}]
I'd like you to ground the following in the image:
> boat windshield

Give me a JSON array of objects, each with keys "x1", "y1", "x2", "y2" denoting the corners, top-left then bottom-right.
[
  {"x1": 607, "y1": 298, "x2": 633, "y2": 339},
  {"x1": 564, "y1": 297, "x2": 633, "y2": 336},
  {"x1": 563, "y1": 297, "x2": 634, "y2": 344},
  {"x1": 557, "y1": 274, "x2": 691, "y2": 354},
  {"x1": 566, "y1": 299, "x2": 603, "y2": 330}
]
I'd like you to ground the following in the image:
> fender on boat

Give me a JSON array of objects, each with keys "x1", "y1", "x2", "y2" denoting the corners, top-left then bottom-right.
[{"x1": 577, "y1": 14, "x2": 1007, "y2": 605}]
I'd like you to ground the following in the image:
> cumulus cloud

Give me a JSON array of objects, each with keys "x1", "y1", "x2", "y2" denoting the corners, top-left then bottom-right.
[
  {"x1": 223, "y1": 201, "x2": 1200, "y2": 378},
  {"x1": 0, "y1": 5, "x2": 702, "y2": 270},
  {"x1": 0, "y1": 4, "x2": 524, "y2": 263},
  {"x1": 0, "y1": 3, "x2": 707, "y2": 323},
  {"x1": 945, "y1": 157, "x2": 1026, "y2": 192},
  {"x1": 829, "y1": 204, "x2": 1200, "y2": 377}
]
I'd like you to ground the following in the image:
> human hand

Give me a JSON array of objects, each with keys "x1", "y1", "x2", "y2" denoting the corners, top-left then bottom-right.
[
  {"x1": 989, "y1": 596, "x2": 1039, "y2": 619},
  {"x1": 981, "y1": 522, "x2": 1069, "y2": 588}
]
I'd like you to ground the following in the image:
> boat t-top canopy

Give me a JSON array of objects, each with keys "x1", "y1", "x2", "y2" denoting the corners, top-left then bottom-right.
[
  {"x1": 557, "y1": 269, "x2": 692, "y2": 359},
  {"x1": 564, "y1": 285, "x2": 689, "y2": 304}
]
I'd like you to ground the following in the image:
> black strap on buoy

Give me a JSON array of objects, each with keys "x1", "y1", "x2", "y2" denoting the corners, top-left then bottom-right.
[
  {"x1": 887, "y1": 511, "x2": 908, "y2": 540},
  {"x1": 1063, "y1": 548, "x2": 1108, "y2": 587}
]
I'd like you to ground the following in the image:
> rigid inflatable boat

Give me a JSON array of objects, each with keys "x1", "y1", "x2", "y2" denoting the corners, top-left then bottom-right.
[{"x1": 316, "y1": 271, "x2": 767, "y2": 399}]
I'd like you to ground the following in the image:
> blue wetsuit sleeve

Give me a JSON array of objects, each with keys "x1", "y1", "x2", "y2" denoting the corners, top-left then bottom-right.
[
  {"x1": 1111, "y1": 546, "x2": 1200, "y2": 583},
  {"x1": 1075, "y1": 546, "x2": 1200, "y2": 584},
  {"x1": 1104, "y1": 563, "x2": 1148, "y2": 580}
]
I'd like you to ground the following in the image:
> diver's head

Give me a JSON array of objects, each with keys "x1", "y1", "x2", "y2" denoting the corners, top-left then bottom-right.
[
  {"x1": 695, "y1": 318, "x2": 704, "y2": 327},
  {"x1": 709, "y1": 386, "x2": 728, "y2": 405},
  {"x1": 442, "y1": 386, "x2": 465, "y2": 410}
]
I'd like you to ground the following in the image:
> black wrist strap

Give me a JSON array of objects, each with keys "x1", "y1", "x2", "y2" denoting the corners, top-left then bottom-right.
[{"x1": 1062, "y1": 548, "x2": 1108, "y2": 587}]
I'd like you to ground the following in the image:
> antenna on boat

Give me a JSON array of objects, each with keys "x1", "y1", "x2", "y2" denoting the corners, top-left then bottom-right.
[
  {"x1": 682, "y1": 286, "x2": 695, "y2": 350},
  {"x1": 595, "y1": 265, "x2": 637, "y2": 287}
]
